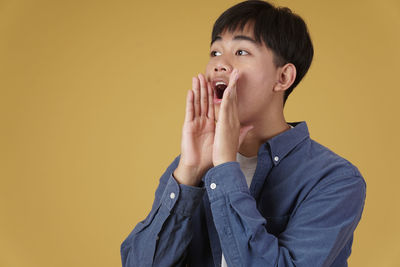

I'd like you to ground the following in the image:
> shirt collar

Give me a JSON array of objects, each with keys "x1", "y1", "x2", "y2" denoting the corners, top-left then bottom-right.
[{"x1": 266, "y1": 121, "x2": 310, "y2": 166}]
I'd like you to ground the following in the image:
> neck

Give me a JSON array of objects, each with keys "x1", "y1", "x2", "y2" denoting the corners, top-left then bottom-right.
[{"x1": 238, "y1": 106, "x2": 290, "y2": 157}]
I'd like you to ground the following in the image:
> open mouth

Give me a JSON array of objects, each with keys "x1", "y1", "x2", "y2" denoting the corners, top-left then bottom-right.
[{"x1": 214, "y1": 81, "x2": 228, "y2": 99}]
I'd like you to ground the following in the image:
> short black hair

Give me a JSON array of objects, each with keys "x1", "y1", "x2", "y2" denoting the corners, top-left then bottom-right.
[{"x1": 211, "y1": 0, "x2": 314, "y2": 105}]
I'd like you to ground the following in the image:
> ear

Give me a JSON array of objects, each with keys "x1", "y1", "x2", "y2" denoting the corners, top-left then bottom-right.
[{"x1": 273, "y1": 63, "x2": 296, "y2": 92}]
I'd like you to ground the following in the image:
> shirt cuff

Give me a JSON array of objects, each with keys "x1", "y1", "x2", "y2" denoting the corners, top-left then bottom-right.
[
  {"x1": 204, "y1": 161, "x2": 250, "y2": 202},
  {"x1": 161, "y1": 174, "x2": 205, "y2": 217}
]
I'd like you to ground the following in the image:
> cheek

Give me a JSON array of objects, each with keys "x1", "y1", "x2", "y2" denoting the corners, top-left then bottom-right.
[
  {"x1": 237, "y1": 72, "x2": 270, "y2": 100},
  {"x1": 236, "y1": 72, "x2": 273, "y2": 116}
]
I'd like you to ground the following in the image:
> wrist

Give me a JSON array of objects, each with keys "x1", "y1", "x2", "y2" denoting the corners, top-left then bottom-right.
[
  {"x1": 213, "y1": 155, "x2": 236, "y2": 167},
  {"x1": 213, "y1": 160, "x2": 236, "y2": 167},
  {"x1": 173, "y1": 164, "x2": 204, "y2": 187}
]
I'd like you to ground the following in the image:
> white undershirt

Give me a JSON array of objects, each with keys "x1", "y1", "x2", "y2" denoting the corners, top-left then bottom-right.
[{"x1": 221, "y1": 124, "x2": 294, "y2": 266}]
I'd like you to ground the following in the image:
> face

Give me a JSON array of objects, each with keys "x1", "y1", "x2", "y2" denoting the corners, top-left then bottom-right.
[{"x1": 205, "y1": 23, "x2": 281, "y2": 125}]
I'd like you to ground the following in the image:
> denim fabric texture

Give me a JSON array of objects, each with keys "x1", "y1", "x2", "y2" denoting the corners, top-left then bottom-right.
[{"x1": 121, "y1": 121, "x2": 366, "y2": 267}]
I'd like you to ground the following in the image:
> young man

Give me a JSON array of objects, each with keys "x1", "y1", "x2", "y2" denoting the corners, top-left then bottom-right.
[{"x1": 121, "y1": 1, "x2": 366, "y2": 266}]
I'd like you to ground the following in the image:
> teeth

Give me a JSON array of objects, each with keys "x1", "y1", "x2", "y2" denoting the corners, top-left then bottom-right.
[{"x1": 215, "y1": 81, "x2": 227, "y2": 86}]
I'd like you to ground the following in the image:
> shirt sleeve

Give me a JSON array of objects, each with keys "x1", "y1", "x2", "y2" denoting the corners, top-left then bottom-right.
[
  {"x1": 120, "y1": 155, "x2": 206, "y2": 267},
  {"x1": 204, "y1": 161, "x2": 366, "y2": 267}
]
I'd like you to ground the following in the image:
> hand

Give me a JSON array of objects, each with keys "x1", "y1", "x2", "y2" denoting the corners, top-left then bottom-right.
[
  {"x1": 174, "y1": 74, "x2": 215, "y2": 186},
  {"x1": 213, "y1": 69, "x2": 253, "y2": 166}
]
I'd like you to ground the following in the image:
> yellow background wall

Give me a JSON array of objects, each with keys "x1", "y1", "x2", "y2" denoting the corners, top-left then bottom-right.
[{"x1": 1, "y1": 0, "x2": 399, "y2": 266}]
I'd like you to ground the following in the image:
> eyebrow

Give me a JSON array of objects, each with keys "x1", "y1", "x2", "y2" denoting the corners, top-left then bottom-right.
[{"x1": 211, "y1": 35, "x2": 258, "y2": 46}]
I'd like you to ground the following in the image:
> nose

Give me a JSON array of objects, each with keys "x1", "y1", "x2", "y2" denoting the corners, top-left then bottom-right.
[{"x1": 214, "y1": 60, "x2": 232, "y2": 73}]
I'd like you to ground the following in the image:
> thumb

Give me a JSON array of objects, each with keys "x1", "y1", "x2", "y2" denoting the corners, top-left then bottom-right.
[{"x1": 238, "y1": 125, "x2": 254, "y2": 148}]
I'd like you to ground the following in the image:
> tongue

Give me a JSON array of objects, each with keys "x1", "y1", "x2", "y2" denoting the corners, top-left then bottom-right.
[{"x1": 216, "y1": 84, "x2": 227, "y2": 99}]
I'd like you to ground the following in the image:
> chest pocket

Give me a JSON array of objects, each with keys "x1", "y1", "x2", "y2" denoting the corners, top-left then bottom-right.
[{"x1": 264, "y1": 215, "x2": 290, "y2": 236}]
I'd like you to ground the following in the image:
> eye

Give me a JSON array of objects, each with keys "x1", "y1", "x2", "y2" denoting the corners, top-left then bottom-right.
[
  {"x1": 210, "y1": 50, "x2": 222, "y2": 57},
  {"x1": 235, "y1": 50, "x2": 249, "y2": 56}
]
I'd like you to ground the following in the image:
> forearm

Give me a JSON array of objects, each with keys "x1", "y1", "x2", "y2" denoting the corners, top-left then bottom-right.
[
  {"x1": 205, "y1": 162, "x2": 366, "y2": 267},
  {"x1": 121, "y1": 156, "x2": 206, "y2": 266}
]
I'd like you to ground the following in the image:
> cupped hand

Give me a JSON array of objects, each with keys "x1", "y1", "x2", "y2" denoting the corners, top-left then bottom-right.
[
  {"x1": 174, "y1": 74, "x2": 216, "y2": 186},
  {"x1": 212, "y1": 69, "x2": 254, "y2": 166}
]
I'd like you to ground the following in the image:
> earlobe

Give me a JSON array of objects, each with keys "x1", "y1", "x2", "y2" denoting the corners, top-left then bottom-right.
[{"x1": 273, "y1": 63, "x2": 296, "y2": 92}]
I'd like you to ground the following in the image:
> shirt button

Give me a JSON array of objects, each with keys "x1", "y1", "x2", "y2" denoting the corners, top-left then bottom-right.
[
  {"x1": 274, "y1": 156, "x2": 279, "y2": 162},
  {"x1": 210, "y1": 183, "x2": 217, "y2": 189},
  {"x1": 170, "y1": 192, "x2": 175, "y2": 199}
]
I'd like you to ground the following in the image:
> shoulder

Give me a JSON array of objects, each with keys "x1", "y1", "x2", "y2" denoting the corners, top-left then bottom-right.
[
  {"x1": 285, "y1": 138, "x2": 366, "y2": 220},
  {"x1": 304, "y1": 138, "x2": 365, "y2": 193},
  {"x1": 284, "y1": 137, "x2": 366, "y2": 194}
]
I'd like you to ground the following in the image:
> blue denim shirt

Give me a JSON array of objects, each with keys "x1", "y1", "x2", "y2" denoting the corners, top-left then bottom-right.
[{"x1": 121, "y1": 121, "x2": 366, "y2": 267}]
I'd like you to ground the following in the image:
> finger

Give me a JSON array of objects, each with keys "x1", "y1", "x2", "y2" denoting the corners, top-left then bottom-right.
[
  {"x1": 227, "y1": 69, "x2": 240, "y2": 120},
  {"x1": 198, "y1": 74, "x2": 208, "y2": 116},
  {"x1": 230, "y1": 69, "x2": 239, "y2": 101},
  {"x1": 192, "y1": 76, "x2": 200, "y2": 117},
  {"x1": 220, "y1": 69, "x2": 239, "y2": 107},
  {"x1": 184, "y1": 89, "x2": 194, "y2": 122},
  {"x1": 218, "y1": 90, "x2": 230, "y2": 123},
  {"x1": 238, "y1": 125, "x2": 254, "y2": 148},
  {"x1": 207, "y1": 82, "x2": 215, "y2": 119},
  {"x1": 219, "y1": 82, "x2": 228, "y2": 110}
]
